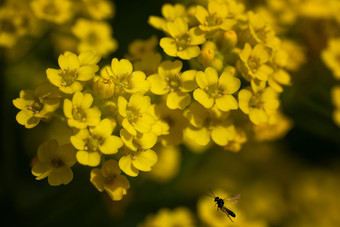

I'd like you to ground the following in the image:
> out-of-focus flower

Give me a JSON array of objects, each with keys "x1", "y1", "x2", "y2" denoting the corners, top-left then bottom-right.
[
  {"x1": 63, "y1": 91, "x2": 101, "y2": 129},
  {"x1": 148, "y1": 3, "x2": 187, "y2": 32},
  {"x1": 13, "y1": 82, "x2": 60, "y2": 128},
  {"x1": 184, "y1": 102, "x2": 237, "y2": 146},
  {"x1": 238, "y1": 87, "x2": 280, "y2": 125},
  {"x1": 139, "y1": 207, "x2": 196, "y2": 227},
  {"x1": 30, "y1": 0, "x2": 73, "y2": 24},
  {"x1": 32, "y1": 139, "x2": 76, "y2": 186},
  {"x1": 147, "y1": 145, "x2": 181, "y2": 183},
  {"x1": 322, "y1": 38, "x2": 340, "y2": 79},
  {"x1": 72, "y1": 19, "x2": 117, "y2": 57},
  {"x1": 46, "y1": 51, "x2": 100, "y2": 94},
  {"x1": 81, "y1": 0, "x2": 115, "y2": 20},
  {"x1": 253, "y1": 112, "x2": 293, "y2": 141},
  {"x1": 195, "y1": 1, "x2": 236, "y2": 32},
  {"x1": 90, "y1": 159, "x2": 130, "y2": 201}
]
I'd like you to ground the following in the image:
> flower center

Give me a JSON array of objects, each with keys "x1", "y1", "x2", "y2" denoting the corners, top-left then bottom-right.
[
  {"x1": 166, "y1": 74, "x2": 181, "y2": 92},
  {"x1": 87, "y1": 135, "x2": 104, "y2": 152},
  {"x1": 248, "y1": 56, "x2": 261, "y2": 73},
  {"x1": 104, "y1": 174, "x2": 117, "y2": 185},
  {"x1": 51, "y1": 158, "x2": 64, "y2": 168},
  {"x1": 206, "y1": 85, "x2": 223, "y2": 98},
  {"x1": 72, "y1": 106, "x2": 87, "y2": 122},
  {"x1": 176, "y1": 33, "x2": 191, "y2": 51},
  {"x1": 61, "y1": 68, "x2": 78, "y2": 87},
  {"x1": 27, "y1": 97, "x2": 44, "y2": 114}
]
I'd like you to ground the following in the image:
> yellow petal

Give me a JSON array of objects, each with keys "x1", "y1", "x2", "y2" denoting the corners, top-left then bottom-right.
[
  {"x1": 132, "y1": 149, "x2": 158, "y2": 172},
  {"x1": 119, "y1": 155, "x2": 139, "y2": 177},
  {"x1": 193, "y1": 88, "x2": 214, "y2": 109}
]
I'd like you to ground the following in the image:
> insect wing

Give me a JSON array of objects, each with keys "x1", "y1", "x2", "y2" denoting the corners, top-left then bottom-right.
[{"x1": 224, "y1": 194, "x2": 240, "y2": 205}]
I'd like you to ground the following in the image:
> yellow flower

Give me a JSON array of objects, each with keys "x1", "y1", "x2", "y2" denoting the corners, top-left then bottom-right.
[
  {"x1": 193, "y1": 67, "x2": 240, "y2": 111},
  {"x1": 247, "y1": 11, "x2": 279, "y2": 49},
  {"x1": 139, "y1": 207, "x2": 196, "y2": 227},
  {"x1": 331, "y1": 86, "x2": 340, "y2": 127},
  {"x1": 72, "y1": 19, "x2": 117, "y2": 57},
  {"x1": 119, "y1": 129, "x2": 158, "y2": 177},
  {"x1": 13, "y1": 82, "x2": 60, "y2": 128},
  {"x1": 322, "y1": 38, "x2": 340, "y2": 79},
  {"x1": 148, "y1": 60, "x2": 197, "y2": 109},
  {"x1": 160, "y1": 17, "x2": 206, "y2": 60},
  {"x1": 90, "y1": 159, "x2": 130, "y2": 201},
  {"x1": 63, "y1": 92, "x2": 101, "y2": 129},
  {"x1": 184, "y1": 102, "x2": 237, "y2": 146},
  {"x1": 148, "y1": 3, "x2": 187, "y2": 31},
  {"x1": 46, "y1": 51, "x2": 100, "y2": 94},
  {"x1": 71, "y1": 119, "x2": 123, "y2": 166},
  {"x1": 253, "y1": 112, "x2": 293, "y2": 141},
  {"x1": 108, "y1": 58, "x2": 150, "y2": 95},
  {"x1": 148, "y1": 101, "x2": 188, "y2": 146},
  {"x1": 30, "y1": 0, "x2": 73, "y2": 24},
  {"x1": 31, "y1": 140, "x2": 76, "y2": 186},
  {"x1": 195, "y1": 1, "x2": 236, "y2": 32},
  {"x1": 118, "y1": 92, "x2": 155, "y2": 135},
  {"x1": 268, "y1": 68, "x2": 291, "y2": 93},
  {"x1": 127, "y1": 35, "x2": 158, "y2": 61},
  {"x1": 238, "y1": 43, "x2": 273, "y2": 81},
  {"x1": 238, "y1": 88, "x2": 280, "y2": 125},
  {"x1": 223, "y1": 128, "x2": 247, "y2": 152},
  {"x1": 82, "y1": 0, "x2": 115, "y2": 20},
  {"x1": 146, "y1": 145, "x2": 180, "y2": 183}
]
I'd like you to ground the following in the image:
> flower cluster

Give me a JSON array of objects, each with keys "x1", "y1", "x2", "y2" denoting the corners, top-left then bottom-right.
[
  {"x1": 0, "y1": 0, "x2": 116, "y2": 57},
  {"x1": 13, "y1": 0, "x2": 293, "y2": 201}
]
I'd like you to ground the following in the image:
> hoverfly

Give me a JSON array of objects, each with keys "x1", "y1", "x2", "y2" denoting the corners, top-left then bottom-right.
[{"x1": 206, "y1": 189, "x2": 240, "y2": 222}]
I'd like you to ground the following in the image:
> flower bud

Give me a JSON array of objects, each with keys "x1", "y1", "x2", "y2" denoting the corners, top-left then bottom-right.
[{"x1": 93, "y1": 77, "x2": 114, "y2": 99}]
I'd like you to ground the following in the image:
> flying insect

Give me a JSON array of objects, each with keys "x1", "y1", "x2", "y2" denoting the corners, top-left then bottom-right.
[{"x1": 206, "y1": 189, "x2": 240, "y2": 222}]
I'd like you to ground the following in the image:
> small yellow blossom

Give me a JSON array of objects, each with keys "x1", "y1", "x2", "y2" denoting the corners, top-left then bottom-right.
[
  {"x1": 108, "y1": 58, "x2": 150, "y2": 95},
  {"x1": 63, "y1": 92, "x2": 101, "y2": 129},
  {"x1": 72, "y1": 19, "x2": 117, "y2": 57},
  {"x1": 82, "y1": 0, "x2": 115, "y2": 20},
  {"x1": 139, "y1": 207, "x2": 196, "y2": 227},
  {"x1": 322, "y1": 38, "x2": 340, "y2": 79},
  {"x1": 46, "y1": 51, "x2": 100, "y2": 94},
  {"x1": 238, "y1": 43, "x2": 273, "y2": 81},
  {"x1": 148, "y1": 60, "x2": 197, "y2": 109},
  {"x1": 195, "y1": 1, "x2": 236, "y2": 32},
  {"x1": 148, "y1": 101, "x2": 188, "y2": 146},
  {"x1": 93, "y1": 74, "x2": 115, "y2": 99},
  {"x1": 32, "y1": 140, "x2": 76, "y2": 186},
  {"x1": 147, "y1": 145, "x2": 180, "y2": 183},
  {"x1": 148, "y1": 3, "x2": 187, "y2": 31},
  {"x1": 160, "y1": 17, "x2": 206, "y2": 60},
  {"x1": 13, "y1": 82, "x2": 60, "y2": 128},
  {"x1": 223, "y1": 128, "x2": 247, "y2": 152},
  {"x1": 118, "y1": 92, "x2": 155, "y2": 135},
  {"x1": 253, "y1": 112, "x2": 293, "y2": 141},
  {"x1": 331, "y1": 86, "x2": 340, "y2": 127},
  {"x1": 71, "y1": 119, "x2": 123, "y2": 166},
  {"x1": 90, "y1": 159, "x2": 130, "y2": 201},
  {"x1": 127, "y1": 36, "x2": 158, "y2": 61},
  {"x1": 193, "y1": 67, "x2": 240, "y2": 111},
  {"x1": 119, "y1": 129, "x2": 158, "y2": 178},
  {"x1": 238, "y1": 87, "x2": 280, "y2": 125},
  {"x1": 247, "y1": 11, "x2": 279, "y2": 49},
  {"x1": 185, "y1": 102, "x2": 237, "y2": 146},
  {"x1": 30, "y1": 0, "x2": 73, "y2": 24}
]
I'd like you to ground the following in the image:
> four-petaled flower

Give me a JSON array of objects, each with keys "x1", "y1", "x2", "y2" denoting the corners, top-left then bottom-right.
[
  {"x1": 90, "y1": 159, "x2": 130, "y2": 201},
  {"x1": 160, "y1": 17, "x2": 206, "y2": 60},
  {"x1": 148, "y1": 60, "x2": 197, "y2": 109},
  {"x1": 63, "y1": 91, "x2": 101, "y2": 129},
  {"x1": 31, "y1": 139, "x2": 76, "y2": 186},
  {"x1": 193, "y1": 67, "x2": 240, "y2": 111},
  {"x1": 47, "y1": 51, "x2": 100, "y2": 94}
]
